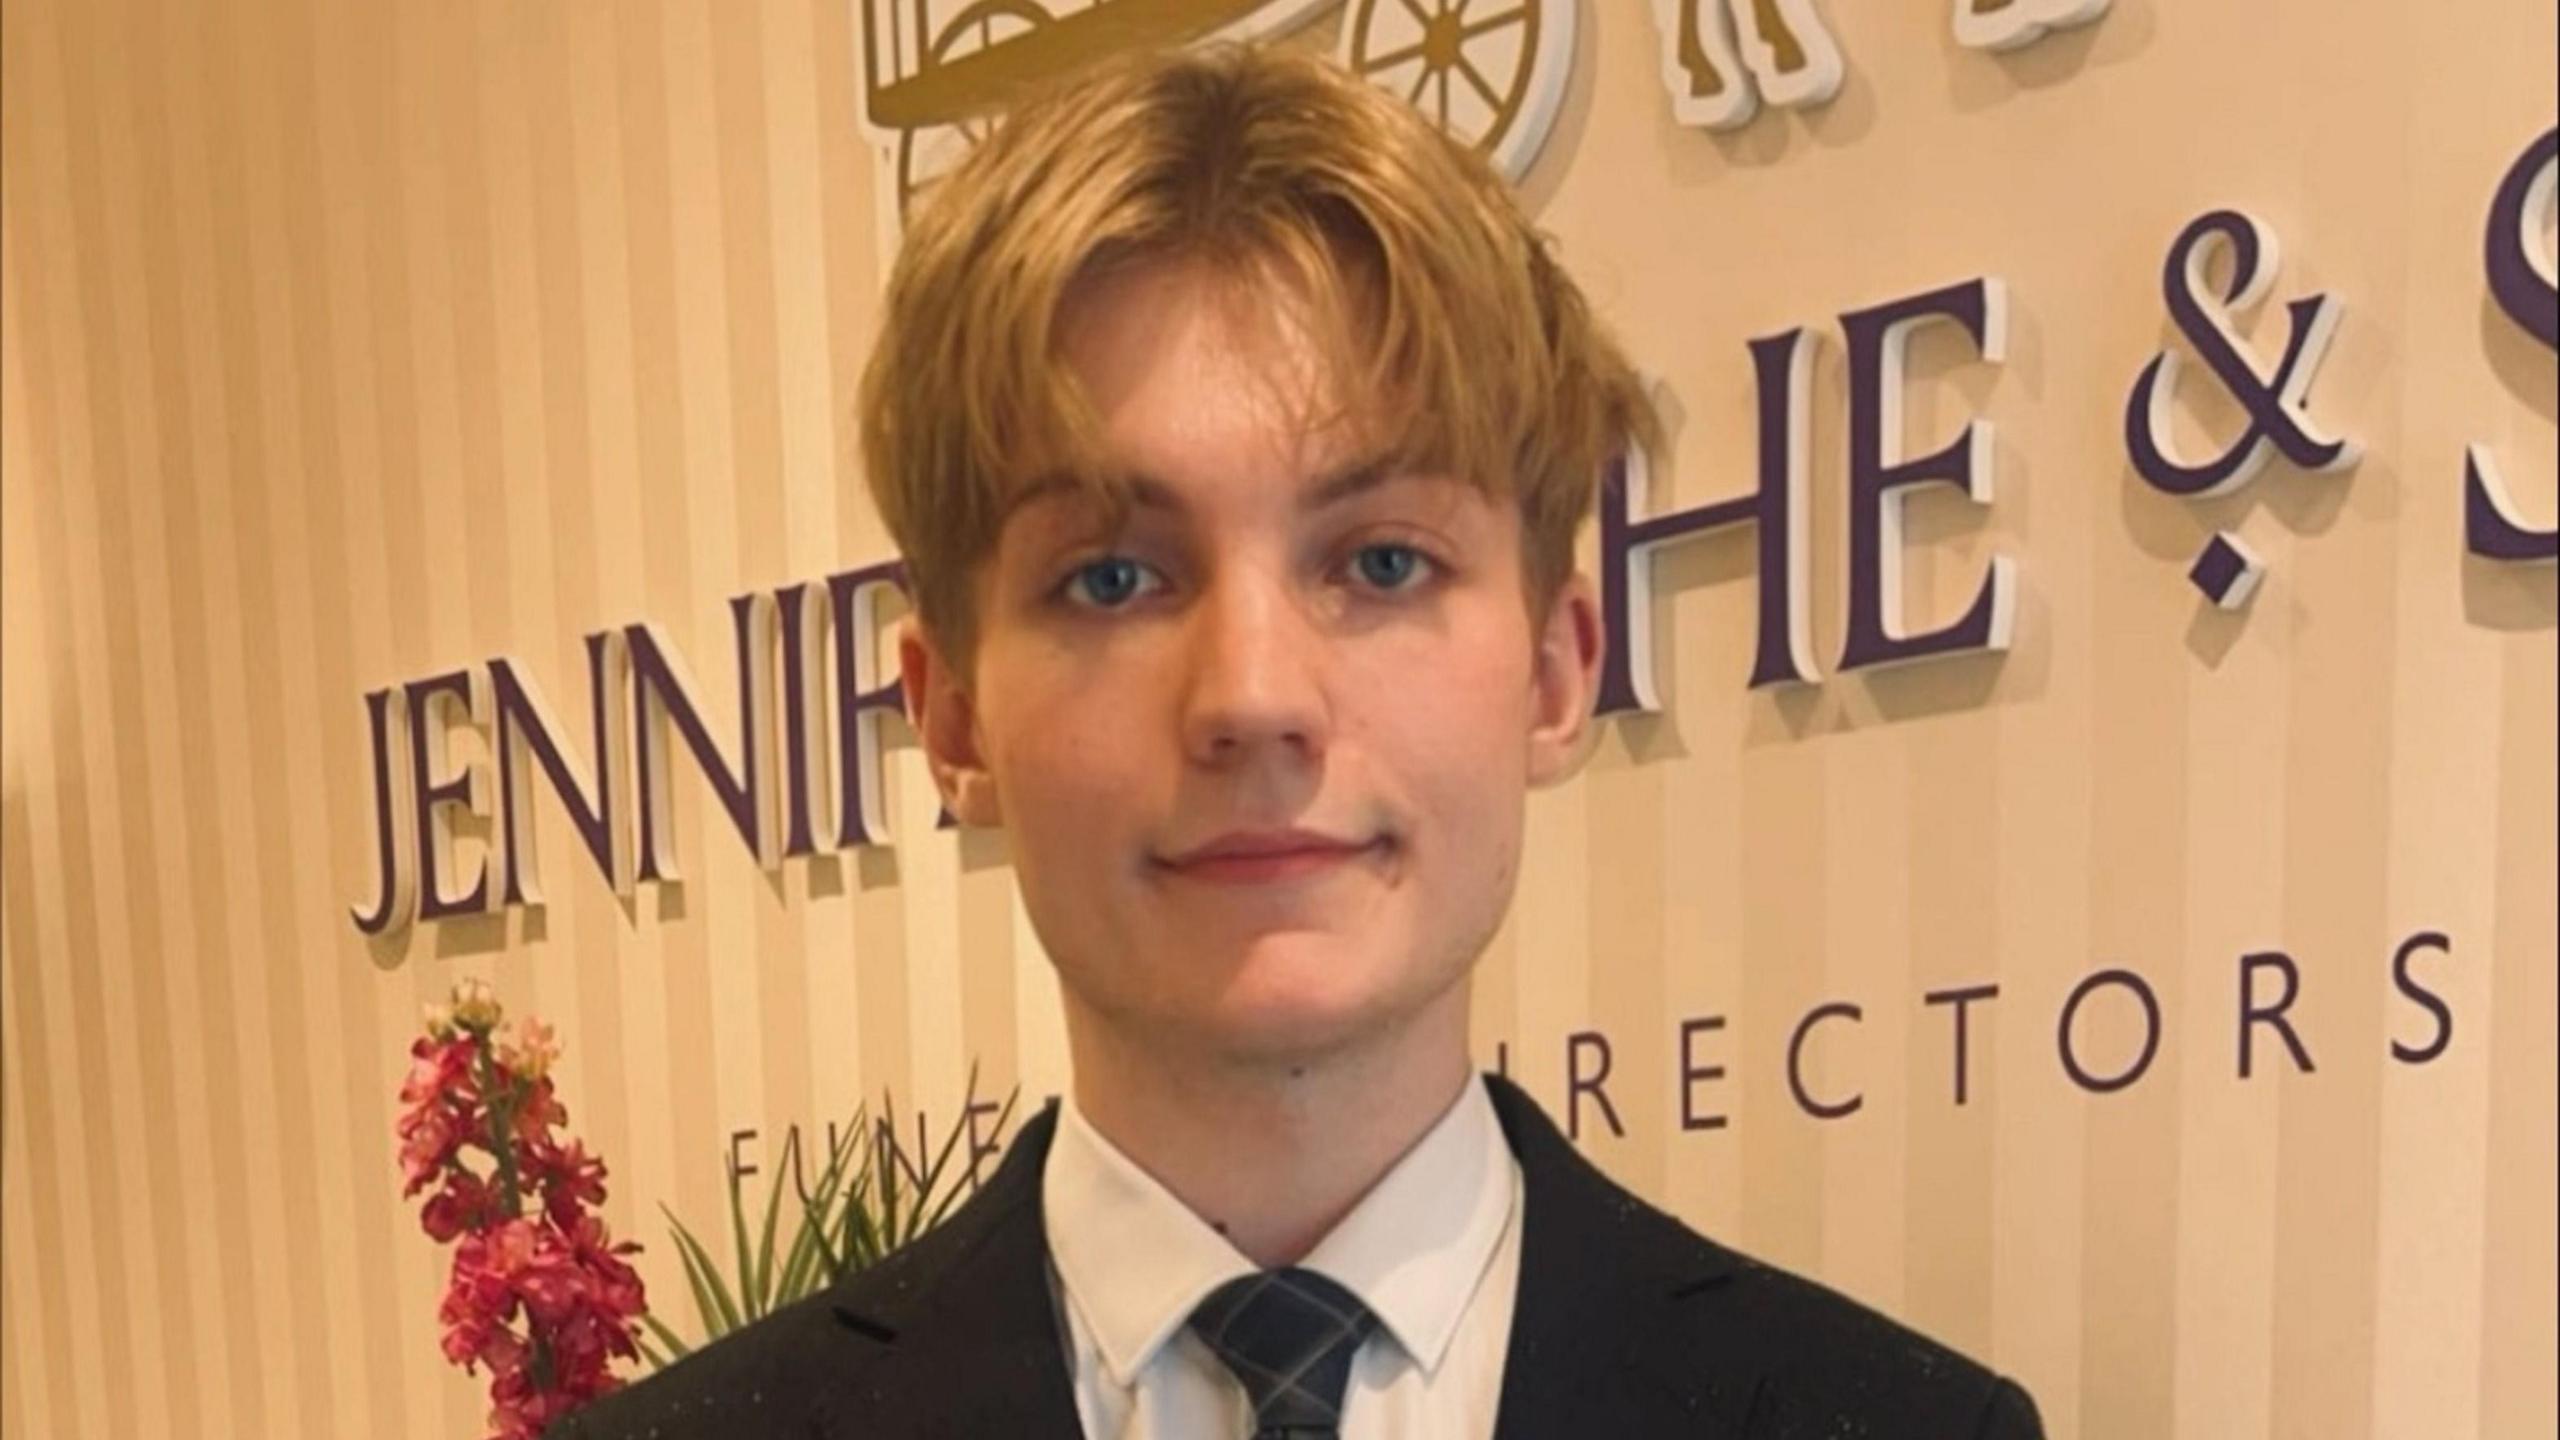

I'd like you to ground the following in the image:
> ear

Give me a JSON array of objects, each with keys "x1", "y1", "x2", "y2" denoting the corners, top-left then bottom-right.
[
  {"x1": 895, "y1": 615, "x2": 1005, "y2": 828},
  {"x1": 1525, "y1": 570, "x2": 1604, "y2": 787}
]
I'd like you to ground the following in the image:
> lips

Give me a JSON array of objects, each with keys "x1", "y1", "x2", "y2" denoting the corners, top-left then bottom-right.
[{"x1": 1157, "y1": 828, "x2": 1383, "y2": 883}]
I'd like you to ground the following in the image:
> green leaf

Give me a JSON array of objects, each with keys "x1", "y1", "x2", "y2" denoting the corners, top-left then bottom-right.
[
  {"x1": 655, "y1": 1203, "x2": 721, "y2": 1334},
  {"x1": 843, "y1": 1164, "x2": 883, "y2": 1272},
  {"x1": 632, "y1": 1080, "x2": 1022, "y2": 1354},
  {"x1": 749, "y1": 1128, "x2": 790, "y2": 1314},
  {"x1": 725, "y1": 1153, "x2": 758, "y2": 1321},
  {"x1": 775, "y1": 1217, "x2": 827, "y2": 1301},
  {"x1": 661, "y1": 1202, "x2": 744, "y2": 1336},
  {"x1": 641, "y1": 1311, "x2": 691, "y2": 1359},
  {"x1": 635, "y1": 1314, "x2": 688, "y2": 1373},
  {"x1": 776, "y1": 1127, "x2": 852, "y2": 1297},
  {"x1": 876, "y1": 1102, "x2": 905, "y2": 1228}
]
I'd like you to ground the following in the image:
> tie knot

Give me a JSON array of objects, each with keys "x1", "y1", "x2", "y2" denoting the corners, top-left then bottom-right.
[{"x1": 1185, "y1": 1266, "x2": 1380, "y2": 1439}]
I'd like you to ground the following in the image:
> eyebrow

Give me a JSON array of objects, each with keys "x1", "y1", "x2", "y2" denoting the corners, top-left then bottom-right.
[{"x1": 1001, "y1": 455, "x2": 1405, "y2": 524}]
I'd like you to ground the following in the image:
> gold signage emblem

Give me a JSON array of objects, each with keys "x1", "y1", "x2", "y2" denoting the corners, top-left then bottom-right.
[
  {"x1": 1647, "y1": 0, "x2": 2110, "y2": 131},
  {"x1": 856, "y1": 0, "x2": 1573, "y2": 233}
]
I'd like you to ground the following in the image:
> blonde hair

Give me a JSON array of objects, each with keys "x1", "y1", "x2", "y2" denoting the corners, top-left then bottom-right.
[{"x1": 857, "y1": 42, "x2": 1652, "y2": 670}]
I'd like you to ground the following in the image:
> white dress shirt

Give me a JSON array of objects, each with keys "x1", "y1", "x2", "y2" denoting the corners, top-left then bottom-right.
[{"x1": 1040, "y1": 1072, "x2": 1524, "y2": 1440}]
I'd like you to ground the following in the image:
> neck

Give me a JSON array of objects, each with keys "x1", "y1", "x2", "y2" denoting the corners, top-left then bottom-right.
[{"x1": 1062, "y1": 984, "x2": 1475, "y2": 1269}]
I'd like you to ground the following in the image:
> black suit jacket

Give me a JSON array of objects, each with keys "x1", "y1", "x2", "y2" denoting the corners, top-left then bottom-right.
[{"x1": 548, "y1": 1073, "x2": 2043, "y2": 1439}]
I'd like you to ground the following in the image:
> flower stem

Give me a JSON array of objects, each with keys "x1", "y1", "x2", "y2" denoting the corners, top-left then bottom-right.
[{"x1": 474, "y1": 1038, "x2": 524, "y2": 1217}]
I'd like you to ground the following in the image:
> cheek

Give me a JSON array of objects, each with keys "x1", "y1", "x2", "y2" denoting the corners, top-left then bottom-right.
[
  {"x1": 1359, "y1": 645, "x2": 1534, "y2": 839},
  {"x1": 981, "y1": 718, "x2": 1138, "y2": 950},
  {"x1": 993, "y1": 715, "x2": 1131, "y2": 839},
  {"x1": 1374, "y1": 622, "x2": 1534, "y2": 755},
  {"x1": 973, "y1": 663, "x2": 1104, "y2": 829}
]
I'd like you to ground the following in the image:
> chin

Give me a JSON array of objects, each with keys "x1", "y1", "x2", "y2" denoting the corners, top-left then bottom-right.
[
  {"x1": 1201, "y1": 960, "x2": 1448, "y2": 1065},
  {"x1": 1201, "y1": 1006, "x2": 1388, "y2": 1068},
  {"x1": 1190, "y1": 974, "x2": 1389, "y2": 1060}
]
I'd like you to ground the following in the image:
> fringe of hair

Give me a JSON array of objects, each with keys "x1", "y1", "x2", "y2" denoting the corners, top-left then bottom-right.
[{"x1": 858, "y1": 42, "x2": 1655, "y2": 670}]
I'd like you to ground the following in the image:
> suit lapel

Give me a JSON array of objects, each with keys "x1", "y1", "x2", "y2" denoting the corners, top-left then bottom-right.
[
  {"x1": 1483, "y1": 1073, "x2": 1763, "y2": 1438},
  {"x1": 801, "y1": 1077, "x2": 1761, "y2": 1439},
  {"x1": 807, "y1": 1101, "x2": 1086, "y2": 1440}
]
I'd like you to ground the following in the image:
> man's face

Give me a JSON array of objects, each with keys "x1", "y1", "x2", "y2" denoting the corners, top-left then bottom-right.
[{"x1": 899, "y1": 258, "x2": 1602, "y2": 1072}]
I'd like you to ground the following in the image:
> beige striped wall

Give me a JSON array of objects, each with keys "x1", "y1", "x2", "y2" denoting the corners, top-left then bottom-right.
[{"x1": 3, "y1": 0, "x2": 2553, "y2": 1436}]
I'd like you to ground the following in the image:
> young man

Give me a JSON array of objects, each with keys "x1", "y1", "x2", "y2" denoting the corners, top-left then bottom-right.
[{"x1": 552, "y1": 44, "x2": 2044, "y2": 1440}]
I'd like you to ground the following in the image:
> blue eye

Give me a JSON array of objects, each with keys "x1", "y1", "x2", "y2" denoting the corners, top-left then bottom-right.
[
  {"x1": 1350, "y1": 543, "x2": 1433, "y2": 591},
  {"x1": 1063, "y1": 556, "x2": 1157, "y2": 608}
]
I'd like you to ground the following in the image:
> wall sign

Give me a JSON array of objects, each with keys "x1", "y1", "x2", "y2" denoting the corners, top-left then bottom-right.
[
  {"x1": 351, "y1": 79, "x2": 2555, "y2": 933},
  {"x1": 1644, "y1": 0, "x2": 2111, "y2": 132},
  {"x1": 857, "y1": 0, "x2": 2110, "y2": 235},
  {"x1": 2469, "y1": 128, "x2": 2560, "y2": 563},
  {"x1": 855, "y1": 0, "x2": 1575, "y2": 239},
  {"x1": 2123, "y1": 210, "x2": 2358, "y2": 606}
]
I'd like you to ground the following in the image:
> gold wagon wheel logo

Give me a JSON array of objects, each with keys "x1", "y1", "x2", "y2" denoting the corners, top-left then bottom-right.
[
  {"x1": 865, "y1": 0, "x2": 1573, "y2": 233},
  {"x1": 894, "y1": 0, "x2": 1056, "y2": 218},
  {"x1": 1339, "y1": 0, "x2": 1558, "y2": 177}
]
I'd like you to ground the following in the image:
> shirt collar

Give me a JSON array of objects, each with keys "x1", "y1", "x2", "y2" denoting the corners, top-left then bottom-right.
[{"x1": 1041, "y1": 1071, "x2": 1519, "y2": 1387}]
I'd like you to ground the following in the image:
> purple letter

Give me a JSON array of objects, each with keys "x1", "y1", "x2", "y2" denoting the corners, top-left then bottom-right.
[
  {"x1": 2390, "y1": 931, "x2": 2454, "y2": 1065},
  {"x1": 1597, "y1": 329, "x2": 1820, "y2": 712},
  {"x1": 964, "y1": 1097, "x2": 1005, "y2": 1191},
  {"x1": 2467, "y1": 129, "x2": 2557, "y2": 563},
  {"x1": 1566, "y1": 1031, "x2": 1625, "y2": 1140},
  {"x1": 406, "y1": 669, "x2": 491, "y2": 921},
  {"x1": 1678, "y1": 1015, "x2": 1729, "y2": 1131},
  {"x1": 1924, "y1": 983, "x2": 1998, "y2": 1105},
  {"x1": 824, "y1": 561, "x2": 914, "y2": 848},
  {"x1": 2058, "y1": 967, "x2": 2160, "y2": 1094},
  {"x1": 488, "y1": 633, "x2": 629, "y2": 906},
  {"x1": 1786, "y1": 1001, "x2": 1863, "y2": 1119},
  {"x1": 627, "y1": 593, "x2": 779, "y2": 882},
  {"x1": 350, "y1": 686, "x2": 416, "y2": 935},
  {"x1": 2125, "y1": 212, "x2": 2356, "y2": 498},
  {"x1": 2238, "y1": 951, "x2": 2316, "y2": 1078},
  {"x1": 776, "y1": 582, "x2": 831, "y2": 857},
  {"x1": 1838, "y1": 279, "x2": 2017, "y2": 672}
]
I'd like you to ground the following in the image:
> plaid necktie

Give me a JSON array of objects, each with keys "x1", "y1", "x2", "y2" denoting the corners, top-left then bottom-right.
[{"x1": 1185, "y1": 1266, "x2": 1381, "y2": 1440}]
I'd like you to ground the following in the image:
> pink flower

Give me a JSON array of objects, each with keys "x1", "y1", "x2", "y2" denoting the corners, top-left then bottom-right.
[
  {"x1": 398, "y1": 989, "x2": 645, "y2": 1440},
  {"x1": 497, "y1": 1017, "x2": 561, "y2": 1080},
  {"x1": 421, "y1": 1171, "x2": 498, "y2": 1243},
  {"x1": 400, "y1": 1033, "x2": 479, "y2": 1109},
  {"x1": 509, "y1": 1079, "x2": 567, "y2": 1143},
  {"x1": 529, "y1": 1138, "x2": 610, "y2": 1227},
  {"x1": 452, "y1": 976, "x2": 503, "y2": 1030},
  {"x1": 397, "y1": 1102, "x2": 465, "y2": 1199}
]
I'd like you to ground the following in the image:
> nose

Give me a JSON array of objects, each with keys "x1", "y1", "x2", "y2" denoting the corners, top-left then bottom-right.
[{"x1": 1177, "y1": 559, "x2": 1332, "y2": 769}]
